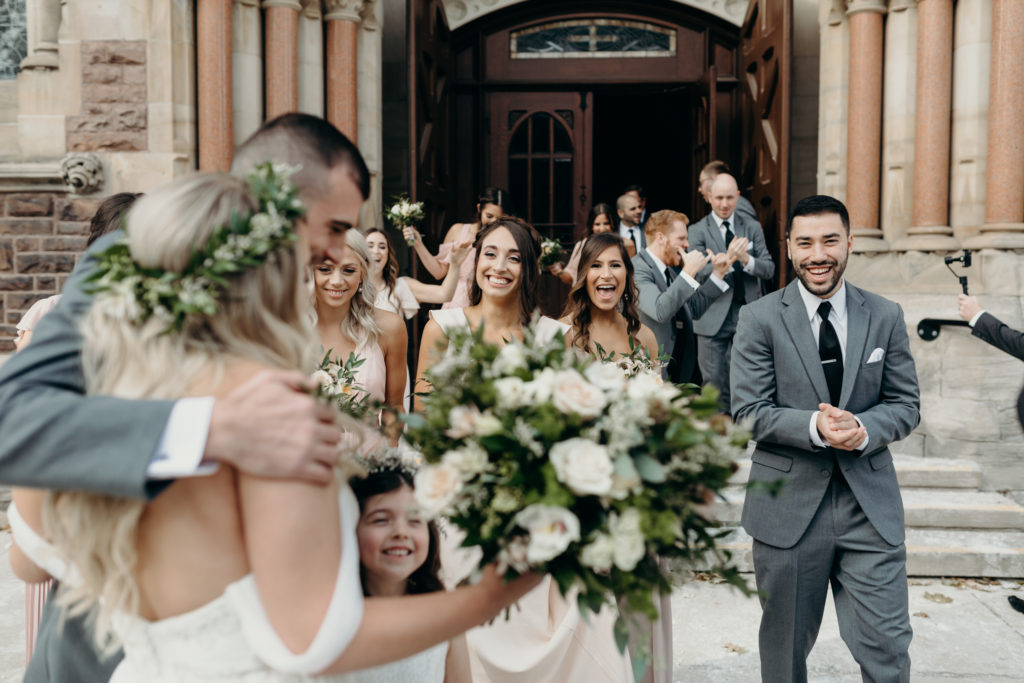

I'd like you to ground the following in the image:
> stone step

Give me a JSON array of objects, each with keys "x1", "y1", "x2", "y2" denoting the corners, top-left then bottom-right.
[
  {"x1": 709, "y1": 487, "x2": 1024, "y2": 530},
  {"x1": 729, "y1": 454, "x2": 983, "y2": 489},
  {"x1": 705, "y1": 527, "x2": 1024, "y2": 578}
]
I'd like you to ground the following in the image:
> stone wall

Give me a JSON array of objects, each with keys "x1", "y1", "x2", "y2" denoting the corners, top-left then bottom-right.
[
  {"x1": 0, "y1": 192, "x2": 99, "y2": 351},
  {"x1": 845, "y1": 250, "x2": 1024, "y2": 502},
  {"x1": 66, "y1": 40, "x2": 147, "y2": 153}
]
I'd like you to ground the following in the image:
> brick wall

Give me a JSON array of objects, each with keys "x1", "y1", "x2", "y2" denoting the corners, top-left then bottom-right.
[
  {"x1": 67, "y1": 40, "x2": 147, "y2": 152},
  {"x1": 0, "y1": 193, "x2": 100, "y2": 351}
]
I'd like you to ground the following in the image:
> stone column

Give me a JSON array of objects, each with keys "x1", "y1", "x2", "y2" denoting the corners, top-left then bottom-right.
[
  {"x1": 263, "y1": 0, "x2": 302, "y2": 119},
  {"x1": 197, "y1": 0, "x2": 234, "y2": 171},
  {"x1": 968, "y1": 0, "x2": 1024, "y2": 248},
  {"x1": 297, "y1": 0, "x2": 325, "y2": 117},
  {"x1": 846, "y1": 0, "x2": 888, "y2": 251},
  {"x1": 233, "y1": 0, "x2": 264, "y2": 146},
  {"x1": 950, "y1": 0, "x2": 991, "y2": 240},
  {"x1": 880, "y1": 0, "x2": 917, "y2": 245},
  {"x1": 324, "y1": 0, "x2": 363, "y2": 140},
  {"x1": 357, "y1": 0, "x2": 381, "y2": 229},
  {"x1": 817, "y1": 0, "x2": 851, "y2": 200},
  {"x1": 897, "y1": 0, "x2": 959, "y2": 250},
  {"x1": 20, "y1": 0, "x2": 61, "y2": 70}
]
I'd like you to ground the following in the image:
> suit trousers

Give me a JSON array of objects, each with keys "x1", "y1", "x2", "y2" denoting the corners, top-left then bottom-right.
[
  {"x1": 697, "y1": 303, "x2": 739, "y2": 413},
  {"x1": 752, "y1": 469, "x2": 912, "y2": 683},
  {"x1": 25, "y1": 586, "x2": 122, "y2": 683}
]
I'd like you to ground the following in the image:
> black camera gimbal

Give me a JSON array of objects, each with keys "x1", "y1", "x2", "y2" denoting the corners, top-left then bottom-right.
[{"x1": 944, "y1": 249, "x2": 971, "y2": 294}]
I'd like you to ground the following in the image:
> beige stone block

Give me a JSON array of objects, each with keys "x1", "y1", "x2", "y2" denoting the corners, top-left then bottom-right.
[
  {"x1": 924, "y1": 436, "x2": 1024, "y2": 491},
  {"x1": 147, "y1": 40, "x2": 174, "y2": 103},
  {"x1": 56, "y1": 39, "x2": 83, "y2": 117},
  {"x1": 106, "y1": 152, "x2": 185, "y2": 193},
  {"x1": 0, "y1": 124, "x2": 19, "y2": 161},
  {"x1": 891, "y1": 432, "x2": 925, "y2": 458},
  {"x1": 233, "y1": 53, "x2": 264, "y2": 147},
  {"x1": 171, "y1": 102, "x2": 196, "y2": 157},
  {"x1": 939, "y1": 334, "x2": 1024, "y2": 401},
  {"x1": 17, "y1": 115, "x2": 65, "y2": 159},
  {"x1": 147, "y1": 101, "x2": 175, "y2": 153},
  {"x1": 920, "y1": 395, "x2": 1001, "y2": 442},
  {"x1": 0, "y1": 82, "x2": 18, "y2": 123}
]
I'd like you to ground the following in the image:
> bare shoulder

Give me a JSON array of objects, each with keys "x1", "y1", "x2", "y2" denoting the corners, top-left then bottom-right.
[
  {"x1": 375, "y1": 308, "x2": 406, "y2": 337},
  {"x1": 637, "y1": 324, "x2": 658, "y2": 356},
  {"x1": 443, "y1": 222, "x2": 469, "y2": 244},
  {"x1": 194, "y1": 359, "x2": 278, "y2": 399}
]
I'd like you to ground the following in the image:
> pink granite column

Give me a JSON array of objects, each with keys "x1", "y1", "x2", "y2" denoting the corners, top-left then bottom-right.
[
  {"x1": 900, "y1": 0, "x2": 959, "y2": 250},
  {"x1": 197, "y1": 0, "x2": 234, "y2": 171},
  {"x1": 846, "y1": 0, "x2": 888, "y2": 251},
  {"x1": 324, "y1": 1, "x2": 362, "y2": 140},
  {"x1": 972, "y1": 0, "x2": 1024, "y2": 248},
  {"x1": 263, "y1": 0, "x2": 301, "y2": 119}
]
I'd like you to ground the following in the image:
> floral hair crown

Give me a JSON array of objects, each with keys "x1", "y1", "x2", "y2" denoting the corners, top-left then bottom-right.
[
  {"x1": 354, "y1": 444, "x2": 423, "y2": 479},
  {"x1": 85, "y1": 162, "x2": 306, "y2": 332}
]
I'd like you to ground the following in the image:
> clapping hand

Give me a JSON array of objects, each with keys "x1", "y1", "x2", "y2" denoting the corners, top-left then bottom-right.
[
  {"x1": 815, "y1": 403, "x2": 866, "y2": 451},
  {"x1": 727, "y1": 235, "x2": 751, "y2": 266},
  {"x1": 449, "y1": 238, "x2": 474, "y2": 267},
  {"x1": 681, "y1": 248, "x2": 711, "y2": 278},
  {"x1": 710, "y1": 250, "x2": 734, "y2": 279}
]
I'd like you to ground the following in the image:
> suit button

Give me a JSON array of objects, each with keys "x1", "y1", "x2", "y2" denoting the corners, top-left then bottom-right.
[{"x1": 820, "y1": 469, "x2": 831, "y2": 478}]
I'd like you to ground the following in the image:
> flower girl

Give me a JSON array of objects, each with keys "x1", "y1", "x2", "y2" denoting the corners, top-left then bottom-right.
[{"x1": 349, "y1": 465, "x2": 471, "y2": 683}]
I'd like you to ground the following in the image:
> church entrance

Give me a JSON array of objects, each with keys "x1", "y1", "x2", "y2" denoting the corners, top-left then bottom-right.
[{"x1": 409, "y1": 0, "x2": 791, "y2": 316}]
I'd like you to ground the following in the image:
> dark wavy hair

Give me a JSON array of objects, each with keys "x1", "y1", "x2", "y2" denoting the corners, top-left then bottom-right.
[
  {"x1": 469, "y1": 216, "x2": 541, "y2": 325},
  {"x1": 579, "y1": 203, "x2": 616, "y2": 241},
  {"x1": 350, "y1": 468, "x2": 443, "y2": 596},
  {"x1": 560, "y1": 232, "x2": 641, "y2": 354},
  {"x1": 88, "y1": 192, "x2": 141, "y2": 246},
  {"x1": 474, "y1": 187, "x2": 514, "y2": 224},
  {"x1": 364, "y1": 227, "x2": 399, "y2": 296}
]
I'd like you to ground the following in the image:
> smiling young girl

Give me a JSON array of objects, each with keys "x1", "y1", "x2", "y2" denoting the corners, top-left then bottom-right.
[{"x1": 349, "y1": 467, "x2": 471, "y2": 683}]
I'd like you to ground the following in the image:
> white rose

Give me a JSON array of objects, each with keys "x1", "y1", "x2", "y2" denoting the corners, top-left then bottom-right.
[
  {"x1": 445, "y1": 405, "x2": 482, "y2": 439},
  {"x1": 311, "y1": 370, "x2": 333, "y2": 389},
  {"x1": 610, "y1": 508, "x2": 646, "y2": 572},
  {"x1": 498, "y1": 536, "x2": 531, "y2": 574},
  {"x1": 493, "y1": 342, "x2": 529, "y2": 376},
  {"x1": 441, "y1": 442, "x2": 490, "y2": 479},
  {"x1": 548, "y1": 438, "x2": 614, "y2": 496},
  {"x1": 523, "y1": 367, "x2": 558, "y2": 403},
  {"x1": 580, "y1": 532, "x2": 616, "y2": 572},
  {"x1": 626, "y1": 371, "x2": 681, "y2": 409},
  {"x1": 609, "y1": 454, "x2": 642, "y2": 499},
  {"x1": 584, "y1": 361, "x2": 627, "y2": 394},
  {"x1": 473, "y1": 412, "x2": 504, "y2": 437},
  {"x1": 493, "y1": 376, "x2": 527, "y2": 409},
  {"x1": 413, "y1": 464, "x2": 463, "y2": 518},
  {"x1": 551, "y1": 370, "x2": 608, "y2": 419},
  {"x1": 514, "y1": 504, "x2": 581, "y2": 565}
]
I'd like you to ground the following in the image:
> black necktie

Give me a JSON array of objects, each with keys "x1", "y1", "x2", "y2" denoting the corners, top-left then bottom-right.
[
  {"x1": 817, "y1": 301, "x2": 843, "y2": 406},
  {"x1": 665, "y1": 268, "x2": 692, "y2": 383},
  {"x1": 630, "y1": 227, "x2": 640, "y2": 252},
  {"x1": 723, "y1": 220, "x2": 745, "y2": 305}
]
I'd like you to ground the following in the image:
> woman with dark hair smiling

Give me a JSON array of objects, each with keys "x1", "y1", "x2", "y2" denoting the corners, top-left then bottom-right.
[{"x1": 549, "y1": 203, "x2": 616, "y2": 286}]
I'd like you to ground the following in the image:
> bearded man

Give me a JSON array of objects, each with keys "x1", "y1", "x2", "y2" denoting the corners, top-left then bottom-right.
[{"x1": 730, "y1": 194, "x2": 920, "y2": 683}]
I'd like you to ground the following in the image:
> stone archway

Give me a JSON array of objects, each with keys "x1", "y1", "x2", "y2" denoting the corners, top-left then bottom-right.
[{"x1": 440, "y1": 0, "x2": 747, "y2": 30}]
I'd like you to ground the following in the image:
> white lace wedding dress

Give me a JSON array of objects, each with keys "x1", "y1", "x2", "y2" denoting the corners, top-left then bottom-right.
[{"x1": 9, "y1": 488, "x2": 366, "y2": 682}]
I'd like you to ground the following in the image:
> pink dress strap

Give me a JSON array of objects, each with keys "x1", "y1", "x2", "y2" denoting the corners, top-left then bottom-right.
[{"x1": 353, "y1": 342, "x2": 387, "y2": 404}]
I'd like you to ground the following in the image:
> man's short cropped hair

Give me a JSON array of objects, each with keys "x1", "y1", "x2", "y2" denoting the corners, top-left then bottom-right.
[
  {"x1": 786, "y1": 194, "x2": 850, "y2": 236},
  {"x1": 645, "y1": 209, "x2": 689, "y2": 239}
]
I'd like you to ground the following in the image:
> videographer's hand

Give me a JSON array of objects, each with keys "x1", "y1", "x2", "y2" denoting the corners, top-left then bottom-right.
[
  {"x1": 958, "y1": 294, "x2": 983, "y2": 323},
  {"x1": 681, "y1": 249, "x2": 710, "y2": 278}
]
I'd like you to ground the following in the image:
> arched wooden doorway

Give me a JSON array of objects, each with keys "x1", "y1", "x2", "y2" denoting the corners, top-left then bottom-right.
[{"x1": 410, "y1": 0, "x2": 791, "y2": 316}]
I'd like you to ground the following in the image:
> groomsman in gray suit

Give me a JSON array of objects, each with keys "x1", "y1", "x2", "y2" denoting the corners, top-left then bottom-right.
[
  {"x1": 632, "y1": 209, "x2": 732, "y2": 383},
  {"x1": 688, "y1": 173, "x2": 774, "y2": 410},
  {"x1": 0, "y1": 113, "x2": 369, "y2": 682},
  {"x1": 731, "y1": 195, "x2": 920, "y2": 683}
]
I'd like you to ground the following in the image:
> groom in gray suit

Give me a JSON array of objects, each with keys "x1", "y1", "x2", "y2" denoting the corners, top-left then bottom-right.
[
  {"x1": 0, "y1": 114, "x2": 369, "y2": 682},
  {"x1": 731, "y1": 195, "x2": 919, "y2": 683}
]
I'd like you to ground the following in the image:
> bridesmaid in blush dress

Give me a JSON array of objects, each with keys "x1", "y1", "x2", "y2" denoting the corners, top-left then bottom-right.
[{"x1": 403, "y1": 187, "x2": 513, "y2": 310}]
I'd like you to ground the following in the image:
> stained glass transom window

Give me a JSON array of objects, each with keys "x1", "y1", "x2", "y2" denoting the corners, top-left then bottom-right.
[
  {"x1": 511, "y1": 19, "x2": 675, "y2": 60},
  {"x1": 0, "y1": 0, "x2": 28, "y2": 79}
]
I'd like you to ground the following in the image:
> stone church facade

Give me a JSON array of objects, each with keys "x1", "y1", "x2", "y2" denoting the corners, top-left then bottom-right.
[{"x1": 1, "y1": 0, "x2": 1022, "y2": 519}]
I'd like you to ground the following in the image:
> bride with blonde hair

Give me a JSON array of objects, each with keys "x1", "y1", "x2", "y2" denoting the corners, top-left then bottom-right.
[{"x1": 6, "y1": 169, "x2": 538, "y2": 681}]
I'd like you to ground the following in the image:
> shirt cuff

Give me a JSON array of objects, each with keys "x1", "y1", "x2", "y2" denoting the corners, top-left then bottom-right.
[
  {"x1": 678, "y1": 270, "x2": 700, "y2": 289},
  {"x1": 709, "y1": 272, "x2": 729, "y2": 291},
  {"x1": 809, "y1": 411, "x2": 828, "y2": 448},
  {"x1": 148, "y1": 397, "x2": 218, "y2": 479},
  {"x1": 742, "y1": 256, "x2": 757, "y2": 274},
  {"x1": 968, "y1": 310, "x2": 986, "y2": 327},
  {"x1": 853, "y1": 415, "x2": 869, "y2": 451}
]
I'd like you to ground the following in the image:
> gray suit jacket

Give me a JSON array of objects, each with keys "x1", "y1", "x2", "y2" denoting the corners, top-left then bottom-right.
[
  {"x1": 619, "y1": 222, "x2": 646, "y2": 251},
  {"x1": 731, "y1": 281, "x2": 920, "y2": 548},
  {"x1": 972, "y1": 311, "x2": 1024, "y2": 361},
  {"x1": 632, "y1": 249, "x2": 726, "y2": 374},
  {"x1": 0, "y1": 231, "x2": 173, "y2": 498},
  {"x1": 687, "y1": 212, "x2": 774, "y2": 337}
]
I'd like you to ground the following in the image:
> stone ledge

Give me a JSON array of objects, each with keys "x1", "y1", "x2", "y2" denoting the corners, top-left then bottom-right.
[{"x1": 0, "y1": 163, "x2": 66, "y2": 193}]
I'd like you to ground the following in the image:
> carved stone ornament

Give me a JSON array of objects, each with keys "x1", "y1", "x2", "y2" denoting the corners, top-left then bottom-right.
[
  {"x1": 440, "y1": 0, "x2": 746, "y2": 31},
  {"x1": 60, "y1": 153, "x2": 104, "y2": 195},
  {"x1": 323, "y1": 0, "x2": 364, "y2": 22}
]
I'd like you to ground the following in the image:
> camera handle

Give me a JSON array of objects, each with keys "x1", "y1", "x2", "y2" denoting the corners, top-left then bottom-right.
[{"x1": 959, "y1": 275, "x2": 969, "y2": 295}]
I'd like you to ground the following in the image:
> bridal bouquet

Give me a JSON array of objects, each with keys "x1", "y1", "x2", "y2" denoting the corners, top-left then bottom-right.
[
  {"x1": 538, "y1": 237, "x2": 564, "y2": 268},
  {"x1": 403, "y1": 321, "x2": 748, "y2": 653},
  {"x1": 313, "y1": 349, "x2": 371, "y2": 416},
  {"x1": 385, "y1": 194, "x2": 425, "y2": 245}
]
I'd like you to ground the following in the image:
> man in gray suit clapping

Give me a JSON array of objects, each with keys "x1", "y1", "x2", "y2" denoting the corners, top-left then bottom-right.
[{"x1": 731, "y1": 194, "x2": 920, "y2": 683}]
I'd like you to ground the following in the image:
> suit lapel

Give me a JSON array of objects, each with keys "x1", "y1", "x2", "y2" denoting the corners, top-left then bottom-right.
[
  {"x1": 781, "y1": 283, "x2": 830, "y2": 404},
  {"x1": 702, "y1": 215, "x2": 725, "y2": 252},
  {"x1": 637, "y1": 250, "x2": 668, "y2": 290},
  {"x1": 839, "y1": 284, "x2": 870, "y2": 408}
]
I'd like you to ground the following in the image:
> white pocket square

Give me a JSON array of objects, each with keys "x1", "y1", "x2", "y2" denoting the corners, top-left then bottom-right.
[
  {"x1": 745, "y1": 241, "x2": 754, "y2": 252},
  {"x1": 867, "y1": 348, "x2": 885, "y2": 364}
]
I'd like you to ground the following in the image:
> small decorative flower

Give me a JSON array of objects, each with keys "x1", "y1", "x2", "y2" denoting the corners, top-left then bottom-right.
[
  {"x1": 515, "y1": 504, "x2": 581, "y2": 564},
  {"x1": 414, "y1": 463, "x2": 464, "y2": 518},
  {"x1": 551, "y1": 369, "x2": 608, "y2": 419}
]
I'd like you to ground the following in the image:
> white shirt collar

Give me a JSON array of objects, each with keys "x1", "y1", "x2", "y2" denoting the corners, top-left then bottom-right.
[
  {"x1": 712, "y1": 211, "x2": 735, "y2": 231},
  {"x1": 645, "y1": 246, "x2": 670, "y2": 276},
  {"x1": 619, "y1": 221, "x2": 638, "y2": 235},
  {"x1": 796, "y1": 278, "x2": 847, "y2": 322}
]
